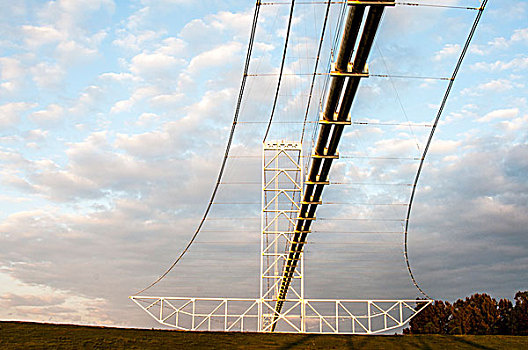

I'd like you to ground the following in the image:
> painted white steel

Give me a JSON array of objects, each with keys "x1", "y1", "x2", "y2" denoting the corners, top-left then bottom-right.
[
  {"x1": 130, "y1": 296, "x2": 431, "y2": 334},
  {"x1": 131, "y1": 142, "x2": 432, "y2": 333}
]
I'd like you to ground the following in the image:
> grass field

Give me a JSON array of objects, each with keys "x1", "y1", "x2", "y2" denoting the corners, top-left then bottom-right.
[{"x1": 1, "y1": 321, "x2": 527, "y2": 349}]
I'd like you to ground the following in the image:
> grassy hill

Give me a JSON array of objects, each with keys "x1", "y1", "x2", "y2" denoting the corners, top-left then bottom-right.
[{"x1": 1, "y1": 321, "x2": 527, "y2": 349}]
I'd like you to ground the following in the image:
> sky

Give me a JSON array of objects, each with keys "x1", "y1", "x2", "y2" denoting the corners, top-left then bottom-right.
[{"x1": 0, "y1": 0, "x2": 527, "y2": 329}]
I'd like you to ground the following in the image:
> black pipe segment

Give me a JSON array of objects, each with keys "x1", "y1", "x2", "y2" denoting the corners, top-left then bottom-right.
[{"x1": 271, "y1": 3, "x2": 388, "y2": 331}]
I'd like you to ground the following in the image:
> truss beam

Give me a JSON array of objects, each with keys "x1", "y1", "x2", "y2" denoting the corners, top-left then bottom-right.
[{"x1": 131, "y1": 296, "x2": 431, "y2": 334}]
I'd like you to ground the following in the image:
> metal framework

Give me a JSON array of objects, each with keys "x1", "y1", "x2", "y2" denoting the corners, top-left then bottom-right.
[
  {"x1": 130, "y1": 296, "x2": 430, "y2": 334},
  {"x1": 131, "y1": 0, "x2": 435, "y2": 333},
  {"x1": 131, "y1": 142, "x2": 431, "y2": 333},
  {"x1": 272, "y1": 1, "x2": 397, "y2": 323},
  {"x1": 261, "y1": 141, "x2": 305, "y2": 331}
]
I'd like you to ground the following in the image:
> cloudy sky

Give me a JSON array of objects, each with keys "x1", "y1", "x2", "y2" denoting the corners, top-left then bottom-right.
[{"x1": 0, "y1": 0, "x2": 526, "y2": 329}]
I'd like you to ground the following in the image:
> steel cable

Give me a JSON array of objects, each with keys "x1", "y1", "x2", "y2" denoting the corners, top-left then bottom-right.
[
  {"x1": 300, "y1": 0, "x2": 332, "y2": 144},
  {"x1": 263, "y1": 0, "x2": 296, "y2": 142},
  {"x1": 134, "y1": 2, "x2": 262, "y2": 295},
  {"x1": 403, "y1": 0, "x2": 488, "y2": 299}
]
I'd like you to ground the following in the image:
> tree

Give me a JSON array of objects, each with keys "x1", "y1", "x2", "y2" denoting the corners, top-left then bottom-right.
[
  {"x1": 447, "y1": 293, "x2": 499, "y2": 335},
  {"x1": 495, "y1": 298, "x2": 513, "y2": 335},
  {"x1": 448, "y1": 298, "x2": 471, "y2": 334},
  {"x1": 404, "y1": 291, "x2": 527, "y2": 335},
  {"x1": 407, "y1": 300, "x2": 452, "y2": 334},
  {"x1": 512, "y1": 291, "x2": 528, "y2": 335}
]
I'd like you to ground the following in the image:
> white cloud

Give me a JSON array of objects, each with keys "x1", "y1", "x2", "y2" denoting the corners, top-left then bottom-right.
[
  {"x1": 0, "y1": 272, "x2": 112, "y2": 325},
  {"x1": 477, "y1": 79, "x2": 523, "y2": 91},
  {"x1": 115, "y1": 131, "x2": 171, "y2": 158},
  {"x1": 496, "y1": 113, "x2": 528, "y2": 132},
  {"x1": 110, "y1": 99, "x2": 134, "y2": 114},
  {"x1": 156, "y1": 37, "x2": 186, "y2": 56},
  {"x1": 56, "y1": 40, "x2": 98, "y2": 63},
  {"x1": 99, "y1": 72, "x2": 141, "y2": 82},
  {"x1": 433, "y1": 43, "x2": 460, "y2": 61},
  {"x1": 20, "y1": 25, "x2": 64, "y2": 47},
  {"x1": 149, "y1": 92, "x2": 184, "y2": 108},
  {"x1": 254, "y1": 42, "x2": 275, "y2": 52},
  {"x1": 188, "y1": 41, "x2": 243, "y2": 73},
  {"x1": 209, "y1": 10, "x2": 254, "y2": 37},
  {"x1": 470, "y1": 44, "x2": 486, "y2": 55},
  {"x1": 30, "y1": 62, "x2": 66, "y2": 89},
  {"x1": 0, "y1": 292, "x2": 66, "y2": 308},
  {"x1": 16, "y1": 2, "x2": 112, "y2": 68},
  {"x1": 0, "y1": 57, "x2": 24, "y2": 80},
  {"x1": 461, "y1": 79, "x2": 524, "y2": 96},
  {"x1": 478, "y1": 108, "x2": 519, "y2": 122},
  {"x1": 179, "y1": 9, "x2": 252, "y2": 54},
  {"x1": 0, "y1": 57, "x2": 25, "y2": 93},
  {"x1": 472, "y1": 56, "x2": 528, "y2": 71},
  {"x1": 444, "y1": 105, "x2": 480, "y2": 124},
  {"x1": 129, "y1": 52, "x2": 185, "y2": 80},
  {"x1": 511, "y1": 27, "x2": 528, "y2": 43},
  {"x1": 25, "y1": 129, "x2": 49, "y2": 141},
  {"x1": 371, "y1": 138, "x2": 419, "y2": 157},
  {"x1": 179, "y1": 18, "x2": 208, "y2": 43},
  {"x1": 0, "y1": 102, "x2": 37, "y2": 128},
  {"x1": 32, "y1": 170, "x2": 102, "y2": 201},
  {"x1": 488, "y1": 36, "x2": 509, "y2": 49},
  {"x1": 110, "y1": 85, "x2": 160, "y2": 114},
  {"x1": 62, "y1": 132, "x2": 162, "y2": 192},
  {"x1": 468, "y1": 27, "x2": 528, "y2": 55},
  {"x1": 488, "y1": 27, "x2": 528, "y2": 50},
  {"x1": 135, "y1": 112, "x2": 160, "y2": 127},
  {"x1": 39, "y1": 0, "x2": 115, "y2": 35},
  {"x1": 68, "y1": 85, "x2": 105, "y2": 116},
  {"x1": 112, "y1": 29, "x2": 162, "y2": 52},
  {"x1": 29, "y1": 104, "x2": 65, "y2": 124},
  {"x1": 428, "y1": 139, "x2": 462, "y2": 155},
  {"x1": 123, "y1": 6, "x2": 150, "y2": 31}
]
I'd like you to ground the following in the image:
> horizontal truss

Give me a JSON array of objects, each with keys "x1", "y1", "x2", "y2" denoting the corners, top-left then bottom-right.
[{"x1": 131, "y1": 296, "x2": 431, "y2": 334}]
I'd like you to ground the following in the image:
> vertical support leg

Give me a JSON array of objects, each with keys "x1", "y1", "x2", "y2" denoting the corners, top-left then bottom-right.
[{"x1": 261, "y1": 141, "x2": 303, "y2": 332}]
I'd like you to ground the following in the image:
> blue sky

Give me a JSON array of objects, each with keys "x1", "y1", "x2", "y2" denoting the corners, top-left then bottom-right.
[{"x1": 0, "y1": 0, "x2": 526, "y2": 328}]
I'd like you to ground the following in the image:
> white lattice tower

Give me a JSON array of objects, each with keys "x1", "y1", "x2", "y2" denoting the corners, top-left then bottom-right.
[{"x1": 260, "y1": 141, "x2": 304, "y2": 332}]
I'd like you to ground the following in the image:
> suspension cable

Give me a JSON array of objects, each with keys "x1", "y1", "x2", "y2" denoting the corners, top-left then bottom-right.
[
  {"x1": 300, "y1": 0, "x2": 332, "y2": 144},
  {"x1": 134, "y1": 2, "x2": 262, "y2": 295},
  {"x1": 263, "y1": 0, "x2": 296, "y2": 142},
  {"x1": 403, "y1": 0, "x2": 488, "y2": 299}
]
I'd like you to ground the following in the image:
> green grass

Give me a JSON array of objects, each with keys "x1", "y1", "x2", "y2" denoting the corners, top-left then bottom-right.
[{"x1": 1, "y1": 321, "x2": 527, "y2": 349}]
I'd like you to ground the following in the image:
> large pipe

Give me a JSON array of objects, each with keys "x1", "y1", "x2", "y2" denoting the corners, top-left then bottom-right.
[
  {"x1": 322, "y1": 6, "x2": 365, "y2": 122},
  {"x1": 339, "y1": 6, "x2": 384, "y2": 120},
  {"x1": 271, "y1": 3, "x2": 388, "y2": 331}
]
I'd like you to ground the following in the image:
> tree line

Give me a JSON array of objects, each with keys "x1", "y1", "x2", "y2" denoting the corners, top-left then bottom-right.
[{"x1": 404, "y1": 291, "x2": 528, "y2": 335}]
